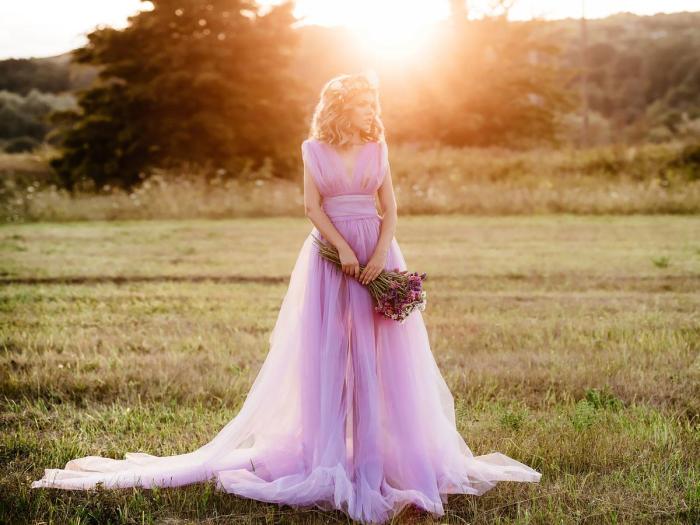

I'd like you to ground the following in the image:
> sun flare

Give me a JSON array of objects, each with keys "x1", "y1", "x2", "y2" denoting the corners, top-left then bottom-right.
[
  {"x1": 292, "y1": 0, "x2": 449, "y2": 60},
  {"x1": 345, "y1": 2, "x2": 446, "y2": 58}
]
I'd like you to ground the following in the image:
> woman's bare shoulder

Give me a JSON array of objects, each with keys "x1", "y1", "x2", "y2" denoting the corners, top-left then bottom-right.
[{"x1": 302, "y1": 137, "x2": 316, "y2": 146}]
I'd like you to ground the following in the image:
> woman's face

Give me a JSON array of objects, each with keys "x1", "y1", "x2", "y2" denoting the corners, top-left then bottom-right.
[{"x1": 348, "y1": 91, "x2": 376, "y2": 134}]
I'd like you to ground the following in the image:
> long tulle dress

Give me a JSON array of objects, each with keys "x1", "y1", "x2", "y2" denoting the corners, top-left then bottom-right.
[{"x1": 31, "y1": 138, "x2": 542, "y2": 524}]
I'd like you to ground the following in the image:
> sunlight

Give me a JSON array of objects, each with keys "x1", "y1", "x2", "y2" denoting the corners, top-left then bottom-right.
[
  {"x1": 344, "y1": 1, "x2": 447, "y2": 59},
  {"x1": 291, "y1": 0, "x2": 449, "y2": 61}
]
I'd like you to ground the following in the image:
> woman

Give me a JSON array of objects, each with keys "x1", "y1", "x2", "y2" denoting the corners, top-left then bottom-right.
[{"x1": 31, "y1": 72, "x2": 542, "y2": 524}]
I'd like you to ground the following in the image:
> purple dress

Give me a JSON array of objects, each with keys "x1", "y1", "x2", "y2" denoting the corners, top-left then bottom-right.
[{"x1": 31, "y1": 138, "x2": 541, "y2": 524}]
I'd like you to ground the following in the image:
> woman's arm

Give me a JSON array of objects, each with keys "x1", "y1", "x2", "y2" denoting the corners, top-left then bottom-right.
[
  {"x1": 374, "y1": 161, "x2": 398, "y2": 256},
  {"x1": 359, "y1": 157, "x2": 398, "y2": 285},
  {"x1": 303, "y1": 163, "x2": 361, "y2": 279}
]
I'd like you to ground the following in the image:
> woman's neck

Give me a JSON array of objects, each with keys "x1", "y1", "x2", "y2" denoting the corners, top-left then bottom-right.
[{"x1": 343, "y1": 132, "x2": 363, "y2": 147}]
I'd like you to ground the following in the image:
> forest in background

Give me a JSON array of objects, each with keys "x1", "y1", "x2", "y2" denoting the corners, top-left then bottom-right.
[
  {"x1": 0, "y1": 2, "x2": 699, "y2": 221},
  {"x1": 1, "y1": 8, "x2": 699, "y2": 168},
  {"x1": 2, "y1": 10, "x2": 699, "y2": 147}
]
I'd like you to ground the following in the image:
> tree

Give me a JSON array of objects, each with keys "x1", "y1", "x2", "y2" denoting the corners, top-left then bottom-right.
[
  {"x1": 0, "y1": 58, "x2": 71, "y2": 95},
  {"x1": 395, "y1": 13, "x2": 574, "y2": 147},
  {"x1": 50, "y1": 0, "x2": 306, "y2": 191}
]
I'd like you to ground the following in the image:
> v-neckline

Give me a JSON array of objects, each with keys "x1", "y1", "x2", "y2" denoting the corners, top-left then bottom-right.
[{"x1": 322, "y1": 141, "x2": 373, "y2": 186}]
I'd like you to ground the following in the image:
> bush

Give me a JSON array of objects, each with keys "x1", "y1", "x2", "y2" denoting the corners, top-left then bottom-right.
[
  {"x1": 672, "y1": 142, "x2": 700, "y2": 180},
  {"x1": 4, "y1": 136, "x2": 39, "y2": 153},
  {"x1": 0, "y1": 89, "x2": 77, "y2": 142}
]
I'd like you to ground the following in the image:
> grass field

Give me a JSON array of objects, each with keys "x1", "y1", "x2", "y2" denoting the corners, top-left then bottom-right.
[{"x1": 1, "y1": 214, "x2": 699, "y2": 524}]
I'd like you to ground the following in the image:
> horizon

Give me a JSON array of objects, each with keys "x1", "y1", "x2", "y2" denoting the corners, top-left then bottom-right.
[{"x1": 1, "y1": 0, "x2": 699, "y2": 60}]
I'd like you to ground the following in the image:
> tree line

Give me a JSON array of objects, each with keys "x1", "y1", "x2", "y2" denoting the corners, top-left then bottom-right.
[{"x1": 0, "y1": 1, "x2": 698, "y2": 191}]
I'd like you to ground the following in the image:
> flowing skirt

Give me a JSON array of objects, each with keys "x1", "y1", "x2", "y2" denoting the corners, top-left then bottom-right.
[{"x1": 31, "y1": 201, "x2": 541, "y2": 524}]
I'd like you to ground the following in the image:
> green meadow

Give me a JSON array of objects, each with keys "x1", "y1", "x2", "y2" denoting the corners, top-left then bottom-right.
[{"x1": 1, "y1": 214, "x2": 698, "y2": 523}]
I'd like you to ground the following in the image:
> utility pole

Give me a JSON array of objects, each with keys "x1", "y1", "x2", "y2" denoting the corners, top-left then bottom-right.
[{"x1": 580, "y1": 0, "x2": 589, "y2": 147}]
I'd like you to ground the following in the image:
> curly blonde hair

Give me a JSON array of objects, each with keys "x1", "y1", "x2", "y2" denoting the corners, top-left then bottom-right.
[{"x1": 308, "y1": 71, "x2": 385, "y2": 146}]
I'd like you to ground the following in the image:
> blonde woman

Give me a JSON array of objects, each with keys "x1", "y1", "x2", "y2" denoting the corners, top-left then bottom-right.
[{"x1": 32, "y1": 71, "x2": 541, "y2": 524}]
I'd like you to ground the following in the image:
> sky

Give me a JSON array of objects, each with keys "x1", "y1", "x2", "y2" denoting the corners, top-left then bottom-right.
[{"x1": 1, "y1": 0, "x2": 698, "y2": 59}]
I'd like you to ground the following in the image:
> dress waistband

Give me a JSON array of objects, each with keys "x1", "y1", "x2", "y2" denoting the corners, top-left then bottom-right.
[{"x1": 322, "y1": 194, "x2": 379, "y2": 220}]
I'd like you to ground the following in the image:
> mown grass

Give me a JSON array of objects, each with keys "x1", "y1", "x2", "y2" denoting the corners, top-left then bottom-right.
[
  {"x1": 2, "y1": 141, "x2": 699, "y2": 222},
  {"x1": 1, "y1": 214, "x2": 699, "y2": 524}
]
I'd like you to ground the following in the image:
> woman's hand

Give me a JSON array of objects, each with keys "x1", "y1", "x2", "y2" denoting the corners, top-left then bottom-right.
[
  {"x1": 358, "y1": 249, "x2": 388, "y2": 285},
  {"x1": 338, "y1": 245, "x2": 361, "y2": 279}
]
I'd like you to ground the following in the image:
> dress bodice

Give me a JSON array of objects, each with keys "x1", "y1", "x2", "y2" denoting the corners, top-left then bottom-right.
[{"x1": 301, "y1": 138, "x2": 389, "y2": 198}]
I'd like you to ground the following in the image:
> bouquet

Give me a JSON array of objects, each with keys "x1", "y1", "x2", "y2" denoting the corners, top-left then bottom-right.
[{"x1": 312, "y1": 234, "x2": 427, "y2": 324}]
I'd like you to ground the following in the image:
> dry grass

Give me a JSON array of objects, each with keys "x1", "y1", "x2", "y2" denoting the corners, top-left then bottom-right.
[
  {"x1": 1, "y1": 214, "x2": 699, "y2": 523},
  {"x1": 2, "y1": 142, "x2": 699, "y2": 223}
]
